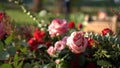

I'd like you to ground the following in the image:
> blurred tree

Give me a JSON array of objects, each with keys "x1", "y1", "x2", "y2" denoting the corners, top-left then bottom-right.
[
  {"x1": 30, "y1": 0, "x2": 43, "y2": 12},
  {"x1": 56, "y1": 0, "x2": 71, "y2": 14}
]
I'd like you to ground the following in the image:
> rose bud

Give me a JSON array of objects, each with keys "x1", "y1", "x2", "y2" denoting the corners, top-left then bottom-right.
[
  {"x1": 78, "y1": 24, "x2": 83, "y2": 30},
  {"x1": 102, "y1": 28, "x2": 113, "y2": 36},
  {"x1": 68, "y1": 21, "x2": 75, "y2": 29}
]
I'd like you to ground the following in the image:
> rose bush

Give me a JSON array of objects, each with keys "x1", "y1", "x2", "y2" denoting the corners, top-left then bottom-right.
[{"x1": 0, "y1": 11, "x2": 120, "y2": 68}]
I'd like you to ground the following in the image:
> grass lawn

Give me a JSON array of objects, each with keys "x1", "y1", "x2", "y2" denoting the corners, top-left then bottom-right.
[{"x1": 5, "y1": 9, "x2": 36, "y2": 25}]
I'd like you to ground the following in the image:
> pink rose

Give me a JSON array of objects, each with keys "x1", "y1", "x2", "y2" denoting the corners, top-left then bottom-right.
[
  {"x1": 47, "y1": 46, "x2": 56, "y2": 56},
  {"x1": 54, "y1": 36, "x2": 68, "y2": 51},
  {"x1": 0, "y1": 23, "x2": 6, "y2": 39},
  {"x1": 48, "y1": 18, "x2": 68, "y2": 37},
  {"x1": 67, "y1": 32, "x2": 88, "y2": 54},
  {"x1": 61, "y1": 36, "x2": 69, "y2": 44},
  {"x1": 54, "y1": 41, "x2": 66, "y2": 51}
]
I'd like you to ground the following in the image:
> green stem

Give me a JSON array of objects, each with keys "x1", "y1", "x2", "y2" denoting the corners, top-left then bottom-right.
[
  {"x1": 61, "y1": 54, "x2": 69, "y2": 61},
  {"x1": 87, "y1": 32, "x2": 120, "y2": 45}
]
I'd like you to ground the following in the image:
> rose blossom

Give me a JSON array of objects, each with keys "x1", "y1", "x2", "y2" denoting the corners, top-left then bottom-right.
[
  {"x1": 61, "y1": 36, "x2": 69, "y2": 44},
  {"x1": 48, "y1": 18, "x2": 68, "y2": 37},
  {"x1": 45, "y1": 41, "x2": 51, "y2": 48},
  {"x1": 67, "y1": 32, "x2": 88, "y2": 54},
  {"x1": 33, "y1": 28, "x2": 46, "y2": 43},
  {"x1": 0, "y1": 23, "x2": 6, "y2": 39},
  {"x1": 102, "y1": 28, "x2": 113, "y2": 36},
  {"x1": 86, "y1": 38, "x2": 94, "y2": 48},
  {"x1": 68, "y1": 21, "x2": 75, "y2": 28},
  {"x1": 47, "y1": 46, "x2": 56, "y2": 56},
  {"x1": 54, "y1": 36, "x2": 68, "y2": 51},
  {"x1": 28, "y1": 38, "x2": 39, "y2": 50},
  {"x1": 77, "y1": 24, "x2": 83, "y2": 30},
  {"x1": 0, "y1": 12, "x2": 5, "y2": 21},
  {"x1": 54, "y1": 41, "x2": 66, "y2": 51}
]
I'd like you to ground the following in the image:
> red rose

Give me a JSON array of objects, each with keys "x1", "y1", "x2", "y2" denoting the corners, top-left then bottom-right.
[
  {"x1": 86, "y1": 38, "x2": 94, "y2": 48},
  {"x1": 78, "y1": 24, "x2": 83, "y2": 29},
  {"x1": 86, "y1": 62, "x2": 97, "y2": 68},
  {"x1": 33, "y1": 28, "x2": 45, "y2": 43},
  {"x1": 102, "y1": 28, "x2": 113, "y2": 36},
  {"x1": 0, "y1": 12, "x2": 5, "y2": 21},
  {"x1": 28, "y1": 38, "x2": 39, "y2": 50},
  {"x1": 68, "y1": 21, "x2": 75, "y2": 28},
  {"x1": 45, "y1": 41, "x2": 51, "y2": 48}
]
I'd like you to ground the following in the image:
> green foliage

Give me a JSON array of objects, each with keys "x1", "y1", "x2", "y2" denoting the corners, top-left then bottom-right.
[
  {"x1": 7, "y1": 47, "x2": 17, "y2": 56},
  {"x1": 0, "y1": 51, "x2": 10, "y2": 60},
  {"x1": 23, "y1": 63, "x2": 32, "y2": 68},
  {"x1": 13, "y1": 54, "x2": 23, "y2": 68},
  {"x1": 93, "y1": 49, "x2": 110, "y2": 59},
  {"x1": 97, "y1": 60, "x2": 111, "y2": 67},
  {"x1": 44, "y1": 63, "x2": 56, "y2": 68},
  {"x1": 56, "y1": 61, "x2": 70, "y2": 68},
  {"x1": 78, "y1": 55, "x2": 86, "y2": 66},
  {"x1": 0, "y1": 41, "x2": 4, "y2": 51},
  {"x1": 5, "y1": 33, "x2": 14, "y2": 45},
  {"x1": 0, "y1": 64, "x2": 12, "y2": 68},
  {"x1": 69, "y1": 13, "x2": 85, "y2": 24}
]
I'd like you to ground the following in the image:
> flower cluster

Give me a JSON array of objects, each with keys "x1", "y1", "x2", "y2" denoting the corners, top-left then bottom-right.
[
  {"x1": 28, "y1": 28, "x2": 46, "y2": 50},
  {"x1": 1, "y1": 1, "x2": 120, "y2": 68},
  {"x1": 0, "y1": 16, "x2": 120, "y2": 68}
]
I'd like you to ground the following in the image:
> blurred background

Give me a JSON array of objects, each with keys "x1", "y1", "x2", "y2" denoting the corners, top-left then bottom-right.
[{"x1": 0, "y1": 0, "x2": 120, "y2": 33}]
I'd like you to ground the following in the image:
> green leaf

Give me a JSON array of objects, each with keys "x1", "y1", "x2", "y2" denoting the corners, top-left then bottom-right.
[
  {"x1": 23, "y1": 63, "x2": 32, "y2": 68},
  {"x1": 44, "y1": 63, "x2": 55, "y2": 68},
  {"x1": 0, "y1": 64, "x2": 12, "y2": 68},
  {"x1": 56, "y1": 61, "x2": 70, "y2": 68},
  {"x1": 20, "y1": 47, "x2": 27, "y2": 53},
  {"x1": 7, "y1": 47, "x2": 16, "y2": 56},
  {"x1": 0, "y1": 41, "x2": 4, "y2": 51},
  {"x1": 13, "y1": 54, "x2": 23, "y2": 68},
  {"x1": 13, "y1": 54, "x2": 19, "y2": 68},
  {"x1": 5, "y1": 33, "x2": 14, "y2": 45},
  {"x1": 17, "y1": 60, "x2": 23, "y2": 68},
  {"x1": 78, "y1": 55, "x2": 86, "y2": 66},
  {"x1": 0, "y1": 51, "x2": 10, "y2": 60},
  {"x1": 97, "y1": 60, "x2": 111, "y2": 67}
]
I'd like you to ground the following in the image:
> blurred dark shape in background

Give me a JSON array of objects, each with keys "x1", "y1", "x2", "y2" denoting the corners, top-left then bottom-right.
[
  {"x1": 30, "y1": 0, "x2": 43, "y2": 12},
  {"x1": 56, "y1": 0, "x2": 71, "y2": 13}
]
